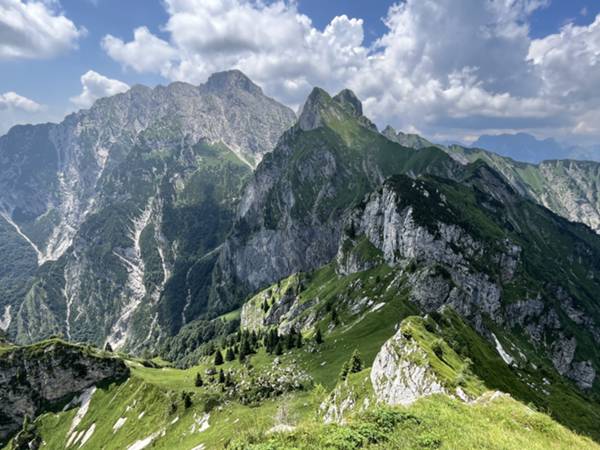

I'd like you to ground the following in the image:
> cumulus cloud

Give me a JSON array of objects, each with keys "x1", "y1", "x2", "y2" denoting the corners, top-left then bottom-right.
[
  {"x1": 70, "y1": 70, "x2": 130, "y2": 108},
  {"x1": 528, "y1": 15, "x2": 600, "y2": 136},
  {"x1": 0, "y1": 0, "x2": 84, "y2": 60},
  {"x1": 99, "y1": 0, "x2": 600, "y2": 142},
  {"x1": 102, "y1": 27, "x2": 176, "y2": 75},
  {"x1": 0, "y1": 91, "x2": 45, "y2": 134},
  {"x1": 0, "y1": 91, "x2": 43, "y2": 112}
]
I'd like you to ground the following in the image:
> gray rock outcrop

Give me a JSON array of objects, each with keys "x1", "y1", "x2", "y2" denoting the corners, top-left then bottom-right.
[{"x1": 0, "y1": 340, "x2": 129, "y2": 443}]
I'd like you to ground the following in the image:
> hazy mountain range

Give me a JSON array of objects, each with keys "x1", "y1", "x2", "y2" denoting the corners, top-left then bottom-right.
[{"x1": 471, "y1": 132, "x2": 600, "y2": 163}]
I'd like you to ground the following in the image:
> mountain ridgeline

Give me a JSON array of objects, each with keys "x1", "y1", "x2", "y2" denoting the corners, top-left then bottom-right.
[{"x1": 2, "y1": 71, "x2": 600, "y2": 448}]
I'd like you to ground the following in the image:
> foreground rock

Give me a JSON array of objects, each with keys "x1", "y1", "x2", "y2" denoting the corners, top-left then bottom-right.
[
  {"x1": 370, "y1": 327, "x2": 446, "y2": 406},
  {"x1": 0, "y1": 340, "x2": 129, "y2": 443}
]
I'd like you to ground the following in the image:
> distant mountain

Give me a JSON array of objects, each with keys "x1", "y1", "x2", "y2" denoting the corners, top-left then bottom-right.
[
  {"x1": 471, "y1": 132, "x2": 600, "y2": 163},
  {"x1": 0, "y1": 70, "x2": 296, "y2": 351},
  {"x1": 471, "y1": 133, "x2": 568, "y2": 163}
]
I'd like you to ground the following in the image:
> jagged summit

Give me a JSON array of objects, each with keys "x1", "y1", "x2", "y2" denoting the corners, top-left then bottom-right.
[
  {"x1": 203, "y1": 69, "x2": 262, "y2": 94},
  {"x1": 333, "y1": 88, "x2": 363, "y2": 117},
  {"x1": 297, "y1": 86, "x2": 374, "y2": 132},
  {"x1": 297, "y1": 87, "x2": 332, "y2": 130}
]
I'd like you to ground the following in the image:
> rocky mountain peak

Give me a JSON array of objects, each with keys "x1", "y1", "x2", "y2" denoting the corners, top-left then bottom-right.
[
  {"x1": 203, "y1": 69, "x2": 262, "y2": 95},
  {"x1": 297, "y1": 87, "x2": 332, "y2": 131},
  {"x1": 297, "y1": 87, "x2": 374, "y2": 132},
  {"x1": 382, "y1": 125, "x2": 397, "y2": 136},
  {"x1": 333, "y1": 89, "x2": 363, "y2": 117}
]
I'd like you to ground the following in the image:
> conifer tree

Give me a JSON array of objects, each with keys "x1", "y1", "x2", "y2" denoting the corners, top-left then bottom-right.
[
  {"x1": 349, "y1": 349, "x2": 363, "y2": 373},
  {"x1": 225, "y1": 347, "x2": 235, "y2": 361},
  {"x1": 286, "y1": 330, "x2": 296, "y2": 350},
  {"x1": 214, "y1": 349, "x2": 224, "y2": 366},
  {"x1": 339, "y1": 361, "x2": 350, "y2": 381},
  {"x1": 195, "y1": 373, "x2": 203, "y2": 387},
  {"x1": 331, "y1": 308, "x2": 339, "y2": 325},
  {"x1": 274, "y1": 341, "x2": 283, "y2": 356},
  {"x1": 315, "y1": 327, "x2": 323, "y2": 344}
]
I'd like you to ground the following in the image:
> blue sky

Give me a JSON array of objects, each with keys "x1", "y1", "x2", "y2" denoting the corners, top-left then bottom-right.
[{"x1": 1, "y1": 0, "x2": 600, "y2": 145}]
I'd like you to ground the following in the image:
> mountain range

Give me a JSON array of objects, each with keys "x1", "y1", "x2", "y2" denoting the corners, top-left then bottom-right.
[
  {"x1": 1, "y1": 71, "x2": 600, "y2": 449},
  {"x1": 471, "y1": 132, "x2": 600, "y2": 163}
]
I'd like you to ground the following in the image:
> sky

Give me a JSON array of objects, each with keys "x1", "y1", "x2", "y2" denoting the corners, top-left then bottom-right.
[{"x1": 1, "y1": 0, "x2": 600, "y2": 146}]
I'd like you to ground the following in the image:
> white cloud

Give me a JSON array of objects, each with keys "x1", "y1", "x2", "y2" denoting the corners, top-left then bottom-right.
[
  {"x1": 101, "y1": 1, "x2": 367, "y2": 108},
  {"x1": 0, "y1": 91, "x2": 43, "y2": 112},
  {"x1": 0, "y1": 91, "x2": 46, "y2": 135},
  {"x1": 102, "y1": 27, "x2": 176, "y2": 75},
  {"x1": 99, "y1": 0, "x2": 600, "y2": 142},
  {"x1": 0, "y1": 0, "x2": 84, "y2": 60},
  {"x1": 70, "y1": 70, "x2": 130, "y2": 108}
]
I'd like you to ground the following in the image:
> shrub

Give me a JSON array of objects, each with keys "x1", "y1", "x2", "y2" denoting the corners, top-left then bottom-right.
[{"x1": 431, "y1": 339, "x2": 444, "y2": 359}]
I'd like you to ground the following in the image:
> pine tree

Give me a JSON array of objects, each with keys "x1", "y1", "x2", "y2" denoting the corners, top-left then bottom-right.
[
  {"x1": 349, "y1": 349, "x2": 363, "y2": 373},
  {"x1": 214, "y1": 349, "x2": 224, "y2": 366},
  {"x1": 339, "y1": 361, "x2": 350, "y2": 381},
  {"x1": 274, "y1": 341, "x2": 283, "y2": 356},
  {"x1": 225, "y1": 347, "x2": 235, "y2": 361},
  {"x1": 195, "y1": 373, "x2": 203, "y2": 387},
  {"x1": 218, "y1": 369, "x2": 225, "y2": 384},
  {"x1": 285, "y1": 330, "x2": 296, "y2": 350},
  {"x1": 295, "y1": 332, "x2": 303, "y2": 348},
  {"x1": 182, "y1": 391, "x2": 192, "y2": 409},
  {"x1": 331, "y1": 308, "x2": 339, "y2": 325},
  {"x1": 104, "y1": 342, "x2": 113, "y2": 353},
  {"x1": 241, "y1": 337, "x2": 252, "y2": 357},
  {"x1": 315, "y1": 327, "x2": 323, "y2": 344}
]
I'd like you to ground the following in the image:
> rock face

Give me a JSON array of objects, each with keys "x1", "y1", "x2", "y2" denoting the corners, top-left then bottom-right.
[
  {"x1": 535, "y1": 160, "x2": 600, "y2": 233},
  {"x1": 371, "y1": 328, "x2": 446, "y2": 406},
  {"x1": 446, "y1": 146, "x2": 600, "y2": 234},
  {"x1": 337, "y1": 175, "x2": 511, "y2": 330},
  {"x1": 240, "y1": 274, "x2": 317, "y2": 335},
  {"x1": 0, "y1": 70, "x2": 296, "y2": 350},
  {"x1": 0, "y1": 340, "x2": 129, "y2": 443},
  {"x1": 337, "y1": 166, "x2": 600, "y2": 390}
]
